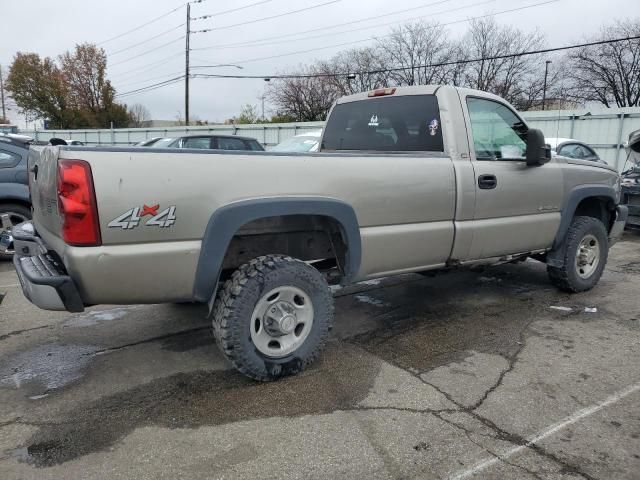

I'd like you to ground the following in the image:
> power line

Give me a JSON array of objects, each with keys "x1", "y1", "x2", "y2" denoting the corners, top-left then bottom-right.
[
  {"x1": 221, "y1": 0, "x2": 560, "y2": 65},
  {"x1": 114, "y1": 70, "x2": 185, "y2": 89},
  {"x1": 190, "y1": 35, "x2": 640, "y2": 80},
  {"x1": 109, "y1": 37, "x2": 186, "y2": 67},
  {"x1": 107, "y1": 24, "x2": 185, "y2": 56},
  {"x1": 193, "y1": 0, "x2": 273, "y2": 20},
  {"x1": 116, "y1": 75, "x2": 185, "y2": 98},
  {"x1": 97, "y1": 2, "x2": 186, "y2": 45},
  {"x1": 191, "y1": 0, "x2": 341, "y2": 33},
  {"x1": 194, "y1": 0, "x2": 494, "y2": 53},
  {"x1": 192, "y1": 0, "x2": 459, "y2": 50}
]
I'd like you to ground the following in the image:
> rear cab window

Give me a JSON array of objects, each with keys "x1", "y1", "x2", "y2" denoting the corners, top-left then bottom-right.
[{"x1": 321, "y1": 94, "x2": 444, "y2": 152}]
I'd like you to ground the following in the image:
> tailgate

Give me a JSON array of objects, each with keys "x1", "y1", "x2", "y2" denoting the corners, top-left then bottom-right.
[{"x1": 28, "y1": 146, "x2": 63, "y2": 238}]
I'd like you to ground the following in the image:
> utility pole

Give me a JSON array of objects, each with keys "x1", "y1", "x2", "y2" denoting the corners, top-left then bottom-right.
[
  {"x1": 185, "y1": 3, "x2": 191, "y2": 126},
  {"x1": 0, "y1": 65, "x2": 6, "y2": 122},
  {"x1": 542, "y1": 60, "x2": 552, "y2": 111}
]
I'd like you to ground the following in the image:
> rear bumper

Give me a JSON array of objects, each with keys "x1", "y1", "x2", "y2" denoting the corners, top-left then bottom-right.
[
  {"x1": 11, "y1": 223, "x2": 84, "y2": 312},
  {"x1": 609, "y1": 205, "x2": 628, "y2": 244}
]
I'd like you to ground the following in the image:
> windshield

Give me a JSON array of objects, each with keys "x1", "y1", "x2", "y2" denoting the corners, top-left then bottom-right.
[
  {"x1": 272, "y1": 136, "x2": 319, "y2": 152},
  {"x1": 151, "y1": 138, "x2": 177, "y2": 148},
  {"x1": 321, "y1": 95, "x2": 444, "y2": 152}
]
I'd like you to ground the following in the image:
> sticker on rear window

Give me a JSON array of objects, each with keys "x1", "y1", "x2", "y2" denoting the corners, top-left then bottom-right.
[
  {"x1": 428, "y1": 119, "x2": 439, "y2": 136},
  {"x1": 368, "y1": 115, "x2": 379, "y2": 127}
]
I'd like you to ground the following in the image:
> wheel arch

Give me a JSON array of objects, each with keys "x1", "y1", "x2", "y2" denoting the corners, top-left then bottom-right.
[
  {"x1": 553, "y1": 185, "x2": 617, "y2": 247},
  {"x1": 547, "y1": 185, "x2": 617, "y2": 268},
  {"x1": 193, "y1": 197, "x2": 362, "y2": 303}
]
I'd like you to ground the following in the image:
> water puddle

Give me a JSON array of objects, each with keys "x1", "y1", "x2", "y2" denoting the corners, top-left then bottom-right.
[{"x1": 0, "y1": 344, "x2": 98, "y2": 394}]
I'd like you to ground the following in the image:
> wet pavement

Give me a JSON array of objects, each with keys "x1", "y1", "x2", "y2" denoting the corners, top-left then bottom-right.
[{"x1": 1, "y1": 234, "x2": 639, "y2": 479}]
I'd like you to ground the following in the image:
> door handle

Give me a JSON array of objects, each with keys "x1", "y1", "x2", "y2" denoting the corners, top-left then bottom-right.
[{"x1": 478, "y1": 174, "x2": 497, "y2": 189}]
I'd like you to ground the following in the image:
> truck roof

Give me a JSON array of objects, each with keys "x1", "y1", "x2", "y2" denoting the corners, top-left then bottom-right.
[{"x1": 335, "y1": 85, "x2": 512, "y2": 106}]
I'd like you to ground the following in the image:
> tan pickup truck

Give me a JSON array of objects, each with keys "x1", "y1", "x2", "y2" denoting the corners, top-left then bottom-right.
[{"x1": 3, "y1": 85, "x2": 627, "y2": 381}]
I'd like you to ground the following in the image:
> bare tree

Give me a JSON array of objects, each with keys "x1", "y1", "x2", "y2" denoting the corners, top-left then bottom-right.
[
  {"x1": 564, "y1": 19, "x2": 640, "y2": 107},
  {"x1": 375, "y1": 22, "x2": 456, "y2": 86},
  {"x1": 461, "y1": 17, "x2": 546, "y2": 107},
  {"x1": 266, "y1": 65, "x2": 338, "y2": 121},
  {"x1": 317, "y1": 47, "x2": 390, "y2": 95},
  {"x1": 128, "y1": 103, "x2": 151, "y2": 127}
]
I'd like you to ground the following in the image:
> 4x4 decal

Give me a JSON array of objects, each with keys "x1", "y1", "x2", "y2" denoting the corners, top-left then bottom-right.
[{"x1": 108, "y1": 204, "x2": 176, "y2": 229}]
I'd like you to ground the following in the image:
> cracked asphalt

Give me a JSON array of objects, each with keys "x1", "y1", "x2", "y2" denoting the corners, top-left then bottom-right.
[{"x1": 1, "y1": 234, "x2": 640, "y2": 479}]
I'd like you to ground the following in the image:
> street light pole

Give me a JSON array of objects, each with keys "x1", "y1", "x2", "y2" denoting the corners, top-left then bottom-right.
[
  {"x1": 185, "y1": 3, "x2": 191, "y2": 126},
  {"x1": 542, "y1": 60, "x2": 552, "y2": 111}
]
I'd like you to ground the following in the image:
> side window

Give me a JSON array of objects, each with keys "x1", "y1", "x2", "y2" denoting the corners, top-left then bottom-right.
[
  {"x1": 558, "y1": 144, "x2": 579, "y2": 158},
  {"x1": 466, "y1": 97, "x2": 527, "y2": 161},
  {"x1": 0, "y1": 149, "x2": 22, "y2": 168},
  {"x1": 217, "y1": 137, "x2": 248, "y2": 150},
  {"x1": 245, "y1": 139, "x2": 263, "y2": 151},
  {"x1": 577, "y1": 145, "x2": 596, "y2": 159},
  {"x1": 182, "y1": 137, "x2": 212, "y2": 149},
  {"x1": 583, "y1": 146, "x2": 598, "y2": 158}
]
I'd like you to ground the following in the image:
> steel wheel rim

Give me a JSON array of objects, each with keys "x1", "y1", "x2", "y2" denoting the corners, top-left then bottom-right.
[
  {"x1": 575, "y1": 233, "x2": 600, "y2": 279},
  {"x1": 250, "y1": 285, "x2": 314, "y2": 358},
  {"x1": 0, "y1": 211, "x2": 28, "y2": 255}
]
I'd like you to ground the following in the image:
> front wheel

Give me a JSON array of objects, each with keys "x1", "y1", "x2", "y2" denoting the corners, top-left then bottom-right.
[
  {"x1": 547, "y1": 216, "x2": 609, "y2": 292},
  {"x1": 212, "y1": 255, "x2": 334, "y2": 381}
]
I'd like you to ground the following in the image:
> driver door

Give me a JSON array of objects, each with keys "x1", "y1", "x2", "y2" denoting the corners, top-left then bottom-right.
[{"x1": 462, "y1": 96, "x2": 563, "y2": 260}]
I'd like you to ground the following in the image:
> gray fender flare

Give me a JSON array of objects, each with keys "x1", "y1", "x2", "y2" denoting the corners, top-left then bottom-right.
[
  {"x1": 192, "y1": 197, "x2": 362, "y2": 303},
  {"x1": 547, "y1": 184, "x2": 616, "y2": 267}
]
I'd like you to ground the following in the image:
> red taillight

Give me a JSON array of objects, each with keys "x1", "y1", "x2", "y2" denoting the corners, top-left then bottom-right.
[
  {"x1": 368, "y1": 87, "x2": 396, "y2": 97},
  {"x1": 57, "y1": 159, "x2": 101, "y2": 246}
]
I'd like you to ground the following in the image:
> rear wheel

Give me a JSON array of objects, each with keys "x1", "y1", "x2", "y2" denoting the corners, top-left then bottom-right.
[
  {"x1": 547, "y1": 216, "x2": 608, "y2": 292},
  {"x1": 0, "y1": 204, "x2": 31, "y2": 260},
  {"x1": 212, "y1": 255, "x2": 334, "y2": 381}
]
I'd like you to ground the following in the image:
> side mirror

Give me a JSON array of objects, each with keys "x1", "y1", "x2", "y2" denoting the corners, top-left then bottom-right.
[{"x1": 525, "y1": 128, "x2": 551, "y2": 166}]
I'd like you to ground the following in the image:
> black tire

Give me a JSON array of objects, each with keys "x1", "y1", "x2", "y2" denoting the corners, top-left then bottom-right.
[
  {"x1": 212, "y1": 254, "x2": 334, "y2": 381},
  {"x1": 0, "y1": 203, "x2": 31, "y2": 261},
  {"x1": 547, "y1": 216, "x2": 609, "y2": 293}
]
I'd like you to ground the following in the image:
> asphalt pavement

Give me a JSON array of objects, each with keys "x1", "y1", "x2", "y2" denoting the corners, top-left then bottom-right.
[{"x1": 1, "y1": 234, "x2": 639, "y2": 479}]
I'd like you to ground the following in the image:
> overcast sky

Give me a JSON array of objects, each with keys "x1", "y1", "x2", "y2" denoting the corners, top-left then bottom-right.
[{"x1": 1, "y1": 0, "x2": 638, "y2": 127}]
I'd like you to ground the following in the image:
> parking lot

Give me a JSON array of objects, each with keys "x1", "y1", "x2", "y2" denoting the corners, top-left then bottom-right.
[{"x1": 0, "y1": 234, "x2": 638, "y2": 479}]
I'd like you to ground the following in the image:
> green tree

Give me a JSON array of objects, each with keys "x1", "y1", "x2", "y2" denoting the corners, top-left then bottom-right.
[
  {"x1": 236, "y1": 104, "x2": 259, "y2": 124},
  {"x1": 6, "y1": 44, "x2": 131, "y2": 128},
  {"x1": 6, "y1": 52, "x2": 76, "y2": 128}
]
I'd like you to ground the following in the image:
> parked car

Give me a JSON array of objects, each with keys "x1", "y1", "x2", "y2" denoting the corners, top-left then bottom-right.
[
  {"x1": 0, "y1": 124, "x2": 19, "y2": 134},
  {"x1": 546, "y1": 137, "x2": 606, "y2": 164},
  {"x1": 48, "y1": 138, "x2": 85, "y2": 146},
  {"x1": 271, "y1": 130, "x2": 322, "y2": 152},
  {"x1": 621, "y1": 128, "x2": 640, "y2": 230},
  {"x1": 134, "y1": 137, "x2": 164, "y2": 147},
  {"x1": 0, "y1": 134, "x2": 32, "y2": 259},
  {"x1": 151, "y1": 135, "x2": 264, "y2": 151},
  {"x1": 6, "y1": 85, "x2": 626, "y2": 382}
]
